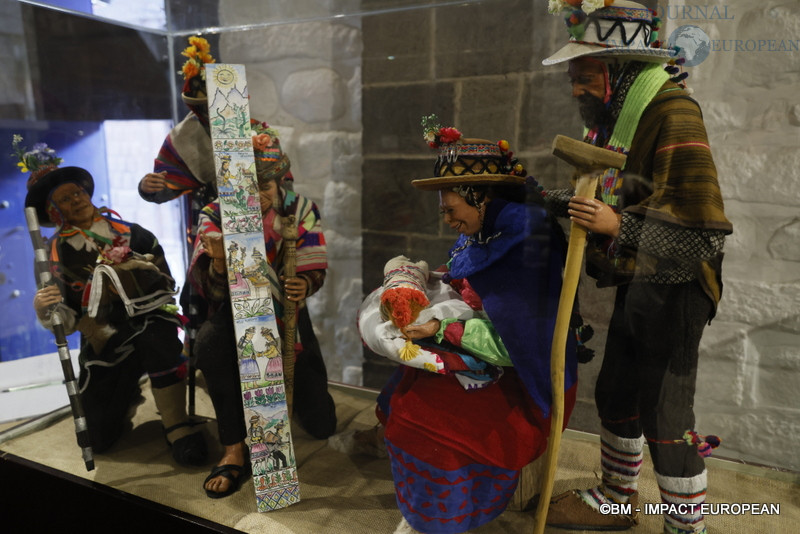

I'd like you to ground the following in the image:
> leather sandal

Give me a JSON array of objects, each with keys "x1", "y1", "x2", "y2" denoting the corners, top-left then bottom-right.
[{"x1": 204, "y1": 462, "x2": 251, "y2": 499}]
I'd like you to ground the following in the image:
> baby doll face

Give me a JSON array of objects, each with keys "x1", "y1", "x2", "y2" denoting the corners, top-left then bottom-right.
[{"x1": 439, "y1": 190, "x2": 483, "y2": 236}]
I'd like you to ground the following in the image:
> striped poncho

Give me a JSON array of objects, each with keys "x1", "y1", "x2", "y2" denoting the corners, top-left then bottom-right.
[
  {"x1": 187, "y1": 189, "x2": 327, "y2": 324},
  {"x1": 580, "y1": 74, "x2": 733, "y2": 307},
  {"x1": 141, "y1": 113, "x2": 217, "y2": 204}
]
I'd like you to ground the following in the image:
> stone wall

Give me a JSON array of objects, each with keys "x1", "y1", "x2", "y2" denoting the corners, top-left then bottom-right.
[
  {"x1": 219, "y1": 1, "x2": 364, "y2": 385},
  {"x1": 661, "y1": 0, "x2": 800, "y2": 471},
  {"x1": 361, "y1": 0, "x2": 586, "y2": 387}
]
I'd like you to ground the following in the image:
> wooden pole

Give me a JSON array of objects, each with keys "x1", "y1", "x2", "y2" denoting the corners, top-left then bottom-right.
[
  {"x1": 534, "y1": 136, "x2": 626, "y2": 533},
  {"x1": 533, "y1": 175, "x2": 598, "y2": 534},
  {"x1": 280, "y1": 214, "x2": 298, "y2": 415}
]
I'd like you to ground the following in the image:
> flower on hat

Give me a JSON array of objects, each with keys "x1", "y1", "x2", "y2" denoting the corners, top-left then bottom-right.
[
  {"x1": 548, "y1": 0, "x2": 612, "y2": 15},
  {"x1": 180, "y1": 35, "x2": 215, "y2": 81},
  {"x1": 10, "y1": 135, "x2": 62, "y2": 174},
  {"x1": 582, "y1": 0, "x2": 608, "y2": 14},
  {"x1": 421, "y1": 114, "x2": 462, "y2": 149},
  {"x1": 250, "y1": 120, "x2": 280, "y2": 151}
]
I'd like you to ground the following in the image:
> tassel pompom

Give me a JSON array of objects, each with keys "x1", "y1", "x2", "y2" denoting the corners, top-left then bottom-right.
[
  {"x1": 683, "y1": 430, "x2": 721, "y2": 458},
  {"x1": 398, "y1": 338, "x2": 421, "y2": 361},
  {"x1": 380, "y1": 287, "x2": 430, "y2": 329}
]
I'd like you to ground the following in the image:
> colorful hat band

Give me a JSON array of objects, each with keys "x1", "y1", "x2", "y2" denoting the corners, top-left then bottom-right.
[
  {"x1": 434, "y1": 142, "x2": 504, "y2": 177},
  {"x1": 255, "y1": 153, "x2": 291, "y2": 187}
]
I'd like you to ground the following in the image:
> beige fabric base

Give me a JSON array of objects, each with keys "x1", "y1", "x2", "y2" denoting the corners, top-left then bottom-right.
[{"x1": 1, "y1": 378, "x2": 797, "y2": 533}]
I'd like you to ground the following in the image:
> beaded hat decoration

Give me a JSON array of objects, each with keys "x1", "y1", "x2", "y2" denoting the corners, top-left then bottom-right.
[
  {"x1": 543, "y1": 0, "x2": 675, "y2": 65},
  {"x1": 250, "y1": 120, "x2": 291, "y2": 188},
  {"x1": 411, "y1": 115, "x2": 527, "y2": 191},
  {"x1": 180, "y1": 35, "x2": 215, "y2": 104}
]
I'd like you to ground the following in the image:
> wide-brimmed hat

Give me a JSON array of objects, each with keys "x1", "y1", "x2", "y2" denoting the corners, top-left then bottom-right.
[
  {"x1": 24, "y1": 166, "x2": 95, "y2": 226},
  {"x1": 411, "y1": 138, "x2": 526, "y2": 191},
  {"x1": 543, "y1": 0, "x2": 675, "y2": 65},
  {"x1": 251, "y1": 120, "x2": 291, "y2": 187}
]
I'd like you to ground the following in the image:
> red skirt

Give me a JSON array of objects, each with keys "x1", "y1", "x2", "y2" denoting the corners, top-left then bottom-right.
[{"x1": 379, "y1": 367, "x2": 576, "y2": 533}]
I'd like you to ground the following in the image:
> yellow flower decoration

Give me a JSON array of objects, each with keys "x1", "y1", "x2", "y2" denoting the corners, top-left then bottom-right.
[
  {"x1": 179, "y1": 35, "x2": 215, "y2": 81},
  {"x1": 10, "y1": 135, "x2": 62, "y2": 175},
  {"x1": 189, "y1": 36, "x2": 211, "y2": 53}
]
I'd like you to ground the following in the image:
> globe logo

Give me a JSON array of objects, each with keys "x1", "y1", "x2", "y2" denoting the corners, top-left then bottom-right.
[{"x1": 668, "y1": 25, "x2": 712, "y2": 67}]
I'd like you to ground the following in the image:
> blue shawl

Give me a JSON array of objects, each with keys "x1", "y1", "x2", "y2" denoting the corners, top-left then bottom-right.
[{"x1": 447, "y1": 198, "x2": 577, "y2": 418}]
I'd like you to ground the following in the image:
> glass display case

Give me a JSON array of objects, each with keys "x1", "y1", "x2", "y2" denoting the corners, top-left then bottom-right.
[{"x1": 1, "y1": 0, "x2": 798, "y2": 481}]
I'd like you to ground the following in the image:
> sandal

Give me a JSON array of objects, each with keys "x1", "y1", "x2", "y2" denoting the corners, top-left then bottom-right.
[{"x1": 203, "y1": 462, "x2": 251, "y2": 499}]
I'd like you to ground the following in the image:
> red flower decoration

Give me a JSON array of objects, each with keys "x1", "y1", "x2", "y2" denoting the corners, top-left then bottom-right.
[{"x1": 438, "y1": 127, "x2": 462, "y2": 144}]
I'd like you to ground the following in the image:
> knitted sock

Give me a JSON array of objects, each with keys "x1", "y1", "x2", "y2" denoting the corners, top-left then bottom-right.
[
  {"x1": 151, "y1": 379, "x2": 193, "y2": 442},
  {"x1": 656, "y1": 470, "x2": 707, "y2": 534},
  {"x1": 577, "y1": 428, "x2": 644, "y2": 510}
]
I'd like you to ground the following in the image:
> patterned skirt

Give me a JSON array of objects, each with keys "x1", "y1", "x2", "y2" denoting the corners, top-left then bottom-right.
[{"x1": 378, "y1": 367, "x2": 573, "y2": 534}]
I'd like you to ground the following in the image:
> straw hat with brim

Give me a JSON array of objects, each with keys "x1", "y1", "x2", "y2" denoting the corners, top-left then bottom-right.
[
  {"x1": 411, "y1": 138, "x2": 526, "y2": 191},
  {"x1": 24, "y1": 166, "x2": 94, "y2": 226},
  {"x1": 542, "y1": 0, "x2": 676, "y2": 66}
]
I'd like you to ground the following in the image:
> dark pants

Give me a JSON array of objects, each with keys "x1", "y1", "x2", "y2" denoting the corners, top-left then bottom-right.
[
  {"x1": 78, "y1": 316, "x2": 184, "y2": 452},
  {"x1": 596, "y1": 281, "x2": 711, "y2": 478},
  {"x1": 194, "y1": 302, "x2": 337, "y2": 446}
]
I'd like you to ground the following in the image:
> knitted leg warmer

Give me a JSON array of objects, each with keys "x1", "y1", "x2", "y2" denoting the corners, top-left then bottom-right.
[
  {"x1": 577, "y1": 428, "x2": 645, "y2": 510},
  {"x1": 656, "y1": 469, "x2": 707, "y2": 534}
]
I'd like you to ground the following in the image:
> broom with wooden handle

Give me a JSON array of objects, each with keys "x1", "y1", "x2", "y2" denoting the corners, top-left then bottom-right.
[{"x1": 533, "y1": 135, "x2": 626, "y2": 534}]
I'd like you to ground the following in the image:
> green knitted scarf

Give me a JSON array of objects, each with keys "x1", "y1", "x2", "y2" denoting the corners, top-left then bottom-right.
[{"x1": 592, "y1": 63, "x2": 671, "y2": 209}]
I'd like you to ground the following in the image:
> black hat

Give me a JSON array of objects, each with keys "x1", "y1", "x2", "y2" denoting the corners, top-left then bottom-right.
[{"x1": 24, "y1": 166, "x2": 95, "y2": 227}]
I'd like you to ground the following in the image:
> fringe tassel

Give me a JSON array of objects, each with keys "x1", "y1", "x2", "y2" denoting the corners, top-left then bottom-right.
[{"x1": 398, "y1": 338, "x2": 421, "y2": 362}]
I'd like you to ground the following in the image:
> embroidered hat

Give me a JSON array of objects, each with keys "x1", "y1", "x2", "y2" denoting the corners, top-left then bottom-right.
[
  {"x1": 412, "y1": 115, "x2": 526, "y2": 191},
  {"x1": 411, "y1": 138, "x2": 527, "y2": 191},
  {"x1": 24, "y1": 166, "x2": 95, "y2": 227},
  {"x1": 251, "y1": 120, "x2": 292, "y2": 188},
  {"x1": 543, "y1": 0, "x2": 675, "y2": 65}
]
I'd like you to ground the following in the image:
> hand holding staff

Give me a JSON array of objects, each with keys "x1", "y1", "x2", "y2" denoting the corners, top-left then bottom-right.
[{"x1": 533, "y1": 136, "x2": 626, "y2": 533}]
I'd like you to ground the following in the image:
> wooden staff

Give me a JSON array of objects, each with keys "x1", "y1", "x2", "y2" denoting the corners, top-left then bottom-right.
[
  {"x1": 533, "y1": 136, "x2": 626, "y2": 534},
  {"x1": 280, "y1": 213, "x2": 299, "y2": 416},
  {"x1": 25, "y1": 207, "x2": 95, "y2": 472}
]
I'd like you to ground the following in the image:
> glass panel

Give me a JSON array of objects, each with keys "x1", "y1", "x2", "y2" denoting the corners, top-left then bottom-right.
[{"x1": 2, "y1": 0, "x2": 797, "y2": 481}]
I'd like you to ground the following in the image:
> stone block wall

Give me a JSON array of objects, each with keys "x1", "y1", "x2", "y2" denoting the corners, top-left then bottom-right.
[
  {"x1": 361, "y1": 0, "x2": 585, "y2": 387},
  {"x1": 661, "y1": 0, "x2": 800, "y2": 471},
  {"x1": 219, "y1": 1, "x2": 364, "y2": 385}
]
